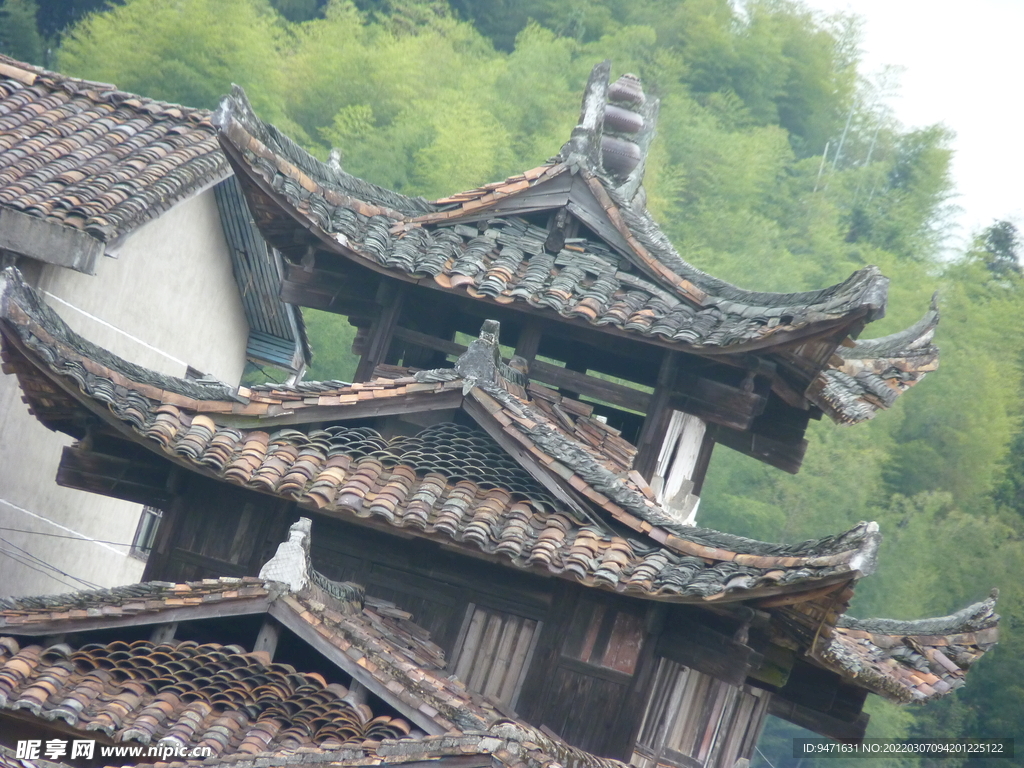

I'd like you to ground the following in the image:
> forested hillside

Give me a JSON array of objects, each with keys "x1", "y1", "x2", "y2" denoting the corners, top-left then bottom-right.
[{"x1": 7, "y1": 0, "x2": 1022, "y2": 763}]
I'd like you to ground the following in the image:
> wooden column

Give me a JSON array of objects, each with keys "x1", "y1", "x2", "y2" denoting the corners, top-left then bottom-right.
[
  {"x1": 634, "y1": 351, "x2": 679, "y2": 480},
  {"x1": 253, "y1": 617, "x2": 281, "y2": 660},
  {"x1": 354, "y1": 281, "x2": 406, "y2": 382},
  {"x1": 514, "y1": 320, "x2": 543, "y2": 364},
  {"x1": 150, "y1": 622, "x2": 178, "y2": 644}
]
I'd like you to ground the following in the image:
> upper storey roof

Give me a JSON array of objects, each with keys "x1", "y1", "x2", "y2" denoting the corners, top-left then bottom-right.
[
  {"x1": 0, "y1": 55, "x2": 228, "y2": 244},
  {"x1": 212, "y1": 62, "x2": 937, "y2": 424}
]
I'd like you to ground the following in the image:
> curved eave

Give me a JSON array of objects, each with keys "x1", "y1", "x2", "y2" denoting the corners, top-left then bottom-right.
[
  {"x1": 814, "y1": 593, "x2": 998, "y2": 703},
  {"x1": 809, "y1": 295, "x2": 940, "y2": 425},
  {"x1": 1, "y1": 268, "x2": 877, "y2": 606},
  {"x1": 214, "y1": 88, "x2": 888, "y2": 358}
]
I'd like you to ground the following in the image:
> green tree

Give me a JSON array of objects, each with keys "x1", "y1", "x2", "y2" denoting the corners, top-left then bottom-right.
[
  {"x1": 58, "y1": 0, "x2": 290, "y2": 124},
  {"x1": 0, "y1": 0, "x2": 45, "y2": 64}
]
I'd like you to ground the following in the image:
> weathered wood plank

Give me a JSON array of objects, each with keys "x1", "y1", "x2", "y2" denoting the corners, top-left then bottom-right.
[
  {"x1": 354, "y1": 282, "x2": 406, "y2": 381},
  {"x1": 657, "y1": 623, "x2": 762, "y2": 687},
  {"x1": 634, "y1": 352, "x2": 679, "y2": 479},
  {"x1": 705, "y1": 423, "x2": 807, "y2": 474},
  {"x1": 768, "y1": 697, "x2": 869, "y2": 743},
  {"x1": 56, "y1": 446, "x2": 173, "y2": 507}
]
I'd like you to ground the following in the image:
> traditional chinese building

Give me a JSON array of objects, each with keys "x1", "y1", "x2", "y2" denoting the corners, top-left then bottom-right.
[{"x1": 0, "y1": 63, "x2": 998, "y2": 768}]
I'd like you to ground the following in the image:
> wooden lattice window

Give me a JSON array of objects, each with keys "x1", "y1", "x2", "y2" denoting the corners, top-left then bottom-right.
[
  {"x1": 450, "y1": 604, "x2": 541, "y2": 709},
  {"x1": 632, "y1": 658, "x2": 769, "y2": 768}
]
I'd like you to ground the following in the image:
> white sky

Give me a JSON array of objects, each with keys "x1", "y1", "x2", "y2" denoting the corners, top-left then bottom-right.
[{"x1": 802, "y1": 0, "x2": 1024, "y2": 252}]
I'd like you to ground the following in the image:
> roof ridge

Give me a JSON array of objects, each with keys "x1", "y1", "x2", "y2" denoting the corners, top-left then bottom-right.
[{"x1": 0, "y1": 54, "x2": 212, "y2": 117}]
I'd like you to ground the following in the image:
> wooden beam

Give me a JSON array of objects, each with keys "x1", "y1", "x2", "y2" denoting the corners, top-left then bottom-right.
[
  {"x1": 280, "y1": 280, "x2": 378, "y2": 317},
  {"x1": 253, "y1": 616, "x2": 281, "y2": 660},
  {"x1": 280, "y1": 260, "x2": 380, "y2": 315},
  {"x1": 530, "y1": 359, "x2": 651, "y2": 412},
  {"x1": 393, "y1": 325, "x2": 652, "y2": 412},
  {"x1": 634, "y1": 351, "x2": 679, "y2": 479},
  {"x1": 657, "y1": 623, "x2": 762, "y2": 687},
  {"x1": 671, "y1": 372, "x2": 767, "y2": 432},
  {"x1": 168, "y1": 547, "x2": 249, "y2": 577},
  {"x1": 705, "y1": 423, "x2": 807, "y2": 474},
  {"x1": 354, "y1": 281, "x2": 406, "y2": 382},
  {"x1": 768, "y1": 697, "x2": 869, "y2": 743},
  {"x1": 55, "y1": 446, "x2": 173, "y2": 507}
]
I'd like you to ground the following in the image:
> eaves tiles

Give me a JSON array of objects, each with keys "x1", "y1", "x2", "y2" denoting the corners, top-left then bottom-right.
[
  {"x1": 0, "y1": 528, "x2": 630, "y2": 768},
  {"x1": 215, "y1": 86, "x2": 885, "y2": 357},
  {"x1": 0, "y1": 265, "x2": 876, "y2": 605},
  {"x1": 0, "y1": 575, "x2": 496, "y2": 742},
  {"x1": 817, "y1": 592, "x2": 1000, "y2": 703},
  {"x1": 0, "y1": 56, "x2": 228, "y2": 243},
  {"x1": 213, "y1": 80, "x2": 937, "y2": 425}
]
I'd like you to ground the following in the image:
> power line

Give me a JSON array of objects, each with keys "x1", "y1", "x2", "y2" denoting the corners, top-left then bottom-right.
[
  {"x1": 0, "y1": 535, "x2": 102, "y2": 590},
  {"x1": 0, "y1": 526, "x2": 134, "y2": 548},
  {"x1": 0, "y1": 535, "x2": 103, "y2": 590},
  {"x1": 0, "y1": 547, "x2": 83, "y2": 592}
]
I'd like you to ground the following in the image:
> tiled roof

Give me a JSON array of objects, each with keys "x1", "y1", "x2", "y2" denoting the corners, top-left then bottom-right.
[
  {"x1": 0, "y1": 577, "x2": 272, "y2": 624},
  {"x1": 216, "y1": 84, "x2": 887, "y2": 355},
  {"x1": 0, "y1": 635, "x2": 412, "y2": 753},
  {"x1": 0, "y1": 56, "x2": 228, "y2": 242},
  {"x1": 0, "y1": 572, "x2": 505, "y2": 738},
  {"x1": 816, "y1": 592, "x2": 999, "y2": 703},
  {"x1": 0, "y1": 266, "x2": 880, "y2": 604},
  {"x1": 808, "y1": 295, "x2": 940, "y2": 424},
  {"x1": 0, "y1": 522, "x2": 631, "y2": 768}
]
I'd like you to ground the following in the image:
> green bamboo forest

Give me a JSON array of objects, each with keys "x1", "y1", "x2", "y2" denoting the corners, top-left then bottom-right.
[{"x1": 3, "y1": 0, "x2": 1022, "y2": 763}]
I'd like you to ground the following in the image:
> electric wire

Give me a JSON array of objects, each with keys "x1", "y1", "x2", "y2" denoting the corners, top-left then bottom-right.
[
  {"x1": 0, "y1": 534, "x2": 103, "y2": 590},
  {"x1": 0, "y1": 525, "x2": 134, "y2": 548},
  {"x1": 0, "y1": 547, "x2": 83, "y2": 592}
]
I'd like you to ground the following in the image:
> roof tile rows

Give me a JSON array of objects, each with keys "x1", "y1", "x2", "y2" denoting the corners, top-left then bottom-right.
[
  {"x1": 0, "y1": 573, "x2": 508, "y2": 738},
  {"x1": 0, "y1": 268, "x2": 877, "y2": 603},
  {"x1": 808, "y1": 296, "x2": 940, "y2": 424},
  {"x1": 0, "y1": 56, "x2": 227, "y2": 241},
  {"x1": 0, "y1": 637, "x2": 412, "y2": 753},
  {"x1": 0, "y1": 564, "x2": 630, "y2": 768},
  {"x1": 818, "y1": 594, "x2": 1000, "y2": 703},
  {"x1": 218, "y1": 85, "x2": 887, "y2": 355}
]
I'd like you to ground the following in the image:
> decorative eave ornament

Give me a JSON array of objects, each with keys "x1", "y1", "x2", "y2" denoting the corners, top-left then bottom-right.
[{"x1": 557, "y1": 62, "x2": 660, "y2": 211}]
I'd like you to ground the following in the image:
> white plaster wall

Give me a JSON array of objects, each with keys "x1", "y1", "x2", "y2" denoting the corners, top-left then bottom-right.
[{"x1": 0, "y1": 188, "x2": 251, "y2": 598}]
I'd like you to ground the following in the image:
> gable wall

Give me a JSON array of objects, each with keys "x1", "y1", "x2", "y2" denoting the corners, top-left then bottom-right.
[{"x1": 0, "y1": 189, "x2": 250, "y2": 598}]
